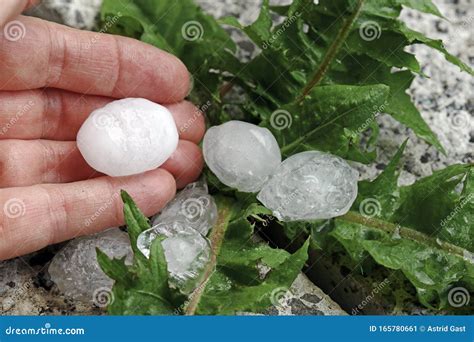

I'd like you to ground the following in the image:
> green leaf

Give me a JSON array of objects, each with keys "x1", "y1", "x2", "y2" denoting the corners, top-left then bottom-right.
[
  {"x1": 186, "y1": 198, "x2": 309, "y2": 314},
  {"x1": 273, "y1": 84, "x2": 389, "y2": 163},
  {"x1": 327, "y1": 144, "x2": 474, "y2": 309},
  {"x1": 195, "y1": 237, "x2": 309, "y2": 314},
  {"x1": 120, "y1": 190, "x2": 151, "y2": 260},
  {"x1": 395, "y1": 0, "x2": 444, "y2": 18}
]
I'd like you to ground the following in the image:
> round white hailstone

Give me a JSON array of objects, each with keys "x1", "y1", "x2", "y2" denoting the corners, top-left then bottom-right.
[
  {"x1": 77, "y1": 98, "x2": 178, "y2": 177},
  {"x1": 203, "y1": 120, "x2": 281, "y2": 192},
  {"x1": 257, "y1": 151, "x2": 359, "y2": 222}
]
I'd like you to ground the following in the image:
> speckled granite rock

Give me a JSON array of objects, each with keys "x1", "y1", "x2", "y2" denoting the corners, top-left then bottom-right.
[{"x1": 4, "y1": 0, "x2": 472, "y2": 316}]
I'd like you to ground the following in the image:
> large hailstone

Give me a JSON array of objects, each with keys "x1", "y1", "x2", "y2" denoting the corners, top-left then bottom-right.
[
  {"x1": 48, "y1": 228, "x2": 132, "y2": 303},
  {"x1": 203, "y1": 121, "x2": 281, "y2": 192},
  {"x1": 77, "y1": 98, "x2": 178, "y2": 177},
  {"x1": 257, "y1": 151, "x2": 359, "y2": 221}
]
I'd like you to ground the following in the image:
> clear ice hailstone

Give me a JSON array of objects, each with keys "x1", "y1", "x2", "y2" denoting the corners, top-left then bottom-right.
[
  {"x1": 48, "y1": 228, "x2": 132, "y2": 302},
  {"x1": 137, "y1": 223, "x2": 210, "y2": 293},
  {"x1": 151, "y1": 180, "x2": 217, "y2": 236},
  {"x1": 137, "y1": 221, "x2": 196, "y2": 258},
  {"x1": 203, "y1": 120, "x2": 281, "y2": 192},
  {"x1": 77, "y1": 98, "x2": 178, "y2": 177},
  {"x1": 257, "y1": 151, "x2": 359, "y2": 222}
]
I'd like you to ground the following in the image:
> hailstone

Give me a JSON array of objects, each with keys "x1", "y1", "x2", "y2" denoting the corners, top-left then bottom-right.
[
  {"x1": 152, "y1": 180, "x2": 217, "y2": 236},
  {"x1": 77, "y1": 98, "x2": 178, "y2": 177},
  {"x1": 203, "y1": 120, "x2": 281, "y2": 192},
  {"x1": 137, "y1": 222, "x2": 210, "y2": 293},
  {"x1": 48, "y1": 228, "x2": 133, "y2": 302},
  {"x1": 257, "y1": 151, "x2": 359, "y2": 221}
]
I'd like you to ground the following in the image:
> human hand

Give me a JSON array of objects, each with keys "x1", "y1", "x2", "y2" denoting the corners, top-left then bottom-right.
[{"x1": 0, "y1": 13, "x2": 205, "y2": 260}]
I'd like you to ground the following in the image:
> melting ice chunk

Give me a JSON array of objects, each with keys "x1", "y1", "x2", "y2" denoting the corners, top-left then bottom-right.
[
  {"x1": 137, "y1": 221, "x2": 211, "y2": 293},
  {"x1": 203, "y1": 120, "x2": 281, "y2": 192},
  {"x1": 152, "y1": 181, "x2": 217, "y2": 236},
  {"x1": 162, "y1": 232, "x2": 211, "y2": 293},
  {"x1": 77, "y1": 98, "x2": 179, "y2": 177},
  {"x1": 257, "y1": 151, "x2": 359, "y2": 221},
  {"x1": 48, "y1": 228, "x2": 132, "y2": 302},
  {"x1": 137, "y1": 221, "x2": 195, "y2": 258}
]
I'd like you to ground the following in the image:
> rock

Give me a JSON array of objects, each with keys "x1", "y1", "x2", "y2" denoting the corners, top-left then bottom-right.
[
  {"x1": 240, "y1": 273, "x2": 347, "y2": 316},
  {"x1": 203, "y1": 121, "x2": 281, "y2": 192},
  {"x1": 77, "y1": 98, "x2": 178, "y2": 177},
  {"x1": 48, "y1": 229, "x2": 132, "y2": 303},
  {"x1": 257, "y1": 151, "x2": 358, "y2": 221},
  {"x1": 152, "y1": 181, "x2": 217, "y2": 236}
]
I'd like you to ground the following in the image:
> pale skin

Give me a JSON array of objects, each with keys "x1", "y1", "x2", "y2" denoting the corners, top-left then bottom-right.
[{"x1": 0, "y1": 2, "x2": 205, "y2": 260}]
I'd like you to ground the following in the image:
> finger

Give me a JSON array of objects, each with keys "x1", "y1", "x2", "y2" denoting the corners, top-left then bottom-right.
[
  {"x1": 0, "y1": 168, "x2": 176, "y2": 260},
  {"x1": 0, "y1": 89, "x2": 205, "y2": 143},
  {"x1": 161, "y1": 140, "x2": 204, "y2": 189},
  {"x1": 0, "y1": 139, "x2": 203, "y2": 187},
  {"x1": 0, "y1": 16, "x2": 190, "y2": 103},
  {"x1": 0, "y1": 0, "x2": 38, "y2": 27}
]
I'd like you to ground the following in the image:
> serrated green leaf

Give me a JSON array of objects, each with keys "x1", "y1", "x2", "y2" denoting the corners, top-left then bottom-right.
[
  {"x1": 185, "y1": 198, "x2": 309, "y2": 314},
  {"x1": 328, "y1": 147, "x2": 474, "y2": 309},
  {"x1": 271, "y1": 84, "x2": 389, "y2": 163}
]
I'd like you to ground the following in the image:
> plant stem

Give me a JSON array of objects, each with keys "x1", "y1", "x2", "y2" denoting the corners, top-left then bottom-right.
[
  {"x1": 339, "y1": 211, "x2": 470, "y2": 259},
  {"x1": 184, "y1": 198, "x2": 233, "y2": 315},
  {"x1": 297, "y1": 0, "x2": 365, "y2": 102}
]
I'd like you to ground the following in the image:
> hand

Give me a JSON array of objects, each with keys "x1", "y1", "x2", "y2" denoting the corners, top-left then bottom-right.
[{"x1": 0, "y1": 14, "x2": 205, "y2": 260}]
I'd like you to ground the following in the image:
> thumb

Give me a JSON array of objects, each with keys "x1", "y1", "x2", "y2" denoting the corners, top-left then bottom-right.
[{"x1": 0, "y1": 0, "x2": 40, "y2": 27}]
